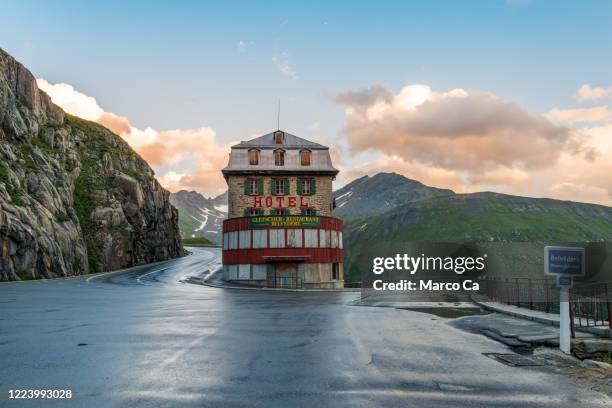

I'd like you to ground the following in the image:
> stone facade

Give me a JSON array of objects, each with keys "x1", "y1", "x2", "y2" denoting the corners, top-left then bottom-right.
[
  {"x1": 227, "y1": 175, "x2": 334, "y2": 218},
  {"x1": 222, "y1": 130, "x2": 343, "y2": 289}
]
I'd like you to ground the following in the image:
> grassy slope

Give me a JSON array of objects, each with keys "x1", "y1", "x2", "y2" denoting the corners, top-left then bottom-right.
[
  {"x1": 182, "y1": 236, "x2": 215, "y2": 246},
  {"x1": 343, "y1": 193, "x2": 612, "y2": 282},
  {"x1": 178, "y1": 213, "x2": 202, "y2": 238}
]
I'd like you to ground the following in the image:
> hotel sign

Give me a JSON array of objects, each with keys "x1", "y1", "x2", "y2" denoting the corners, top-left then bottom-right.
[{"x1": 249, "y1": 216, "x2": 321, "y2": 228}]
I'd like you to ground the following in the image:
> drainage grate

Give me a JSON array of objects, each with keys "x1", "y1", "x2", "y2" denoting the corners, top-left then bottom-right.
[{"x1": 483, "y1": 353, "x2": 542, "y2": 367}]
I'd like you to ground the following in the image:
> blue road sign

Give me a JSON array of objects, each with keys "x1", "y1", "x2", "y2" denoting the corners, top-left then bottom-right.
[{"x1": 544, "y1": 246, "x2": 585, "y2": 277}]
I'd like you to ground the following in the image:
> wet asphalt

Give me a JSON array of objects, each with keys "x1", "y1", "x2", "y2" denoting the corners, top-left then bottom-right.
[{"x1": 0, "y1": 247, "x2": 607, "y2": 407}]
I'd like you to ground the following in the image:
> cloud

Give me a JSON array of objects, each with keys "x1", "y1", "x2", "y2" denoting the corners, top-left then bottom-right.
[
  {"x1": 272, "y1": 53, "x2": 298, "y2": 80},
  {"x1": 37, "y1": 78, "x2": 228, "y2": 196},
  {"x1": 547, "y1": 105, "x2": 612, "y2": 123},
  {"x1": 36, "y1": 79, "x2": 103, "y2": 120},
  {"x1": 334, "y1": 83, "x2": 612, "y2": 205},
  {"x1": 336, "y1": 84, "x2": 595, "y2": 174},
  {"x1": 237, "y1": 41, "x2": 247, "y2": 52},
  {"x1": 578, "y1": 84, "x2": 612, "y2": 101}
]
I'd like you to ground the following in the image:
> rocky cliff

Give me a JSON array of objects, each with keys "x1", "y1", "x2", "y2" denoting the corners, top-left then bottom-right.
[{"x1": 0, "y1": 48, "x2": 183, "y2": 281}]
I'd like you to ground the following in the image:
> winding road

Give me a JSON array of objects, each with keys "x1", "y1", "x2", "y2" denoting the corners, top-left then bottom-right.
[{"x1": 0, "y1": 247, "x2": 607, "y2": 407}]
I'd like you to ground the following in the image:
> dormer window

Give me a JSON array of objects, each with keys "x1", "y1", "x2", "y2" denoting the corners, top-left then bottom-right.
[
  {"x1": 274, "y1": 131, "x2": 284, "y2": 144},
  {"x1": 300, "y1": 149, "x2": 311, "y2": 166},
  {"x1": 248, "y1": 149, "x2": 260, "y2": 165},
  {"x1": 274, "y1": 149, "x2": 285, "y2": 166}
]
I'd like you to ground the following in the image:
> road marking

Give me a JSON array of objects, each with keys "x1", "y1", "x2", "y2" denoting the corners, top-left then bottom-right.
[
  {"x1": 136, "y1": 267, "x2": 170, "y2": 284},
  {"x1": 86, "y1": 269, "x2": 134, "y2": 283}
]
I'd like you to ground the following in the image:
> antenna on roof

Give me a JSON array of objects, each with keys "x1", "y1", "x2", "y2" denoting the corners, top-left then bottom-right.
[{"x1": 277, "y1": 99, "x2": 281, "y2": 130}]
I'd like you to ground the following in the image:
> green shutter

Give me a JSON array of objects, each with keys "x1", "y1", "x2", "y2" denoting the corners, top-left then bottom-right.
[
  {"x1": 257, "y1": 178, "x2": 263, "y2": 195},
  {"x1": 258, "y1": 208, "x2": 264, "y2": 215},
  {"x1": 243, "y1": 209, "x2": 249, "y2": 217},
  {"x1": 270, "y1": 178, "x2": 276, "y2": 196},
  {"x1": 311, "y1": 178, "x2": 316, "y2": 195},
  {"x1": 270, "y1": 208, "x2": 275, "y2": 215},
  {"x1": 244, "y1": 178, "x2": 249, "y2": 195},
  {"x1": 284, "y1": 178, "x2": 290, "y2": 195},
  {"x1": 297, "y1": 179, "x2": 302, "y2": 195},
  {"x1": 312, "y1": 209, "x2": 317, "y2": 215}
]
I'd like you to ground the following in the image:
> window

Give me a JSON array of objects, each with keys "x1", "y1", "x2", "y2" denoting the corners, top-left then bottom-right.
[
  {"x1": 228, "y1": 231, "x2": 238, "y2": 249},
  {"x1": 331, "y1": 230, "x2": 339, "y2": 248},
  {"x1": 274, "y1": 131, "x2": 284, "y2": 144},
  {"x1": 319, "y1": 229, "x2": 329, "y2": 247},
  {"x1": 338, "y1": 231, "x2": 343, "y2": 249},
  {"x1": 228, "y1": 265, "x2": 238, "y2": 280},
  {"x1": 269, "y1": 229, "x2": 285, "y2": 248},
  {"x1": 244, "y1": 178, "x2": 262, "y2": 196},
  {"x1": 300, "y1": 149, "x2": 311, "y2": 166},
  {"x1": 302, "y1": 179, "x2": 311, "y2": 195},
  {"x1": 223, "y1": 232, "x2": 229, "y2": 249},
  {"x1": 332, "y1": 263, "x2": 339, "y2": 280},
  {"x1": 273, "y1": 208, "x2": 288, "y2": 215},
  {"x1": 238, "y1": 264, "x2": 250, "y2": 280},
  {"x1": 248, "y1": 208, "x2": 261, "y2": 216},
  {"x1": 301, "y1": 208, "x2": 316, "y2": 216},
  {"x1": 274, "y1": 149, "x2": 285, "y2": 166},
  {"x1": 239, "y1": 230, "x2": 251, "y2": 249},
  {"x1": 249, "y1": 179, "x2": 258, "y2": 195},
  {"x1": 298, "y1": 178, "x2": 315, "y2": 196},
  {"x1": 248, "y1": 149, "x2": 259, "y2": 165},
  {"x1": 287, "y1": 229, "x2": 302, "y2": 248},
  {"x1": 252, "y1": 264, "x2": 267, "y2": 280},
  {"x1": 304, "y1": 229, "x2": 318, "y2": 248},
  {"x1": 274, "y1": 178, "x2": 285, "y2": 195},
  {"x1": 253, "y1": 230, "x2": 267, "y2": 248}
]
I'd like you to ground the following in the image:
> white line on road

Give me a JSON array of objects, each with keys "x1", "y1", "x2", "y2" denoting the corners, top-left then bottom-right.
[{"x1": 136, "y1": 267, "x2": 170, "y2": 284}]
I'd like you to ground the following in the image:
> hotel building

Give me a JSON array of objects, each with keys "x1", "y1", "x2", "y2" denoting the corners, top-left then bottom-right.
[{"x1": 221, "y1": 130, "x2": 343, "y2": 289}]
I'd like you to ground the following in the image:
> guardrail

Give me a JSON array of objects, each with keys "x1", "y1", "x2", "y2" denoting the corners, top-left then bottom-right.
[{"x1": 479, "y1": 278, "x2": 611, "y2": 333}]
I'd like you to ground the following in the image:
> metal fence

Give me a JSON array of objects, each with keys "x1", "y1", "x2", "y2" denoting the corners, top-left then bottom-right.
[
  {"x1": 479, "y1": 278, "x2": 611, "y2": 331},
  {"x1": 267, "y1": 276, "x2": 303, "y2": 289}
]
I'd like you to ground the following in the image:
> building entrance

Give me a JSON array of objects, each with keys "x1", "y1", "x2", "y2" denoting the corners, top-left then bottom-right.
[{"x1": 267, "y1": 263, "x2": 302, "y2": 288}]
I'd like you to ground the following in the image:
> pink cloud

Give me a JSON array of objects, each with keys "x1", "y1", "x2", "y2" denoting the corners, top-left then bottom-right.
[{"x1": 37, "y1": 78, "x2": 228, "y2": 196}]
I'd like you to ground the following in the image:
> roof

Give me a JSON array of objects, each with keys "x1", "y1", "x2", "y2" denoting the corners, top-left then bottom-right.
[
  {"x1": 232, "y1": 130, "x2": 328, "y2": 150},
  {"x1": 222, "y1": 130, "x2": 338, "y2": 178}
]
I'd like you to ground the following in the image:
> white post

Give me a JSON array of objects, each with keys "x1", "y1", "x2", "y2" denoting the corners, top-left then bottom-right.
[{"x1": 559, "y1": 288, "x2": 571, "y2": 354}]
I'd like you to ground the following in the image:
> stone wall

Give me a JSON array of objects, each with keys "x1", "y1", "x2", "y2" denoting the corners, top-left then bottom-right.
[{"x1": 227, "y1": 175, "x2": 334, "y2": 218}]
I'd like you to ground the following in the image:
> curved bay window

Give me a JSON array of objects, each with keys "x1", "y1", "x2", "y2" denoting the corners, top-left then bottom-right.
[
  {"x1": 274, "y1": 149, "x2": 285, "y2": 166},
  {"x1": 300, "y1": 149, "x2": 311, "y2": 166},
  {"x1": 248, "y1": 149, "x2": 260, "y2": 165}
]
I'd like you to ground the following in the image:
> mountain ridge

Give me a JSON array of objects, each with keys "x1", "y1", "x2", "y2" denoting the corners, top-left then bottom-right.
[{"x1": 170, "y1": 190, "x2": 227, "y2": 243}]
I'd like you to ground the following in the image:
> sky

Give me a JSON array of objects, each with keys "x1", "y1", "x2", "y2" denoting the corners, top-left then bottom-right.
[{"x1": 2, "y1": 0, "x2": 612, "y2": 204}]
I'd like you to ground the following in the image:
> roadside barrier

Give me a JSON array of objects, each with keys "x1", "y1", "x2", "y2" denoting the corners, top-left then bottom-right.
[{"x1": 479, "y1": 278, "x2": 611, "y2": 334}]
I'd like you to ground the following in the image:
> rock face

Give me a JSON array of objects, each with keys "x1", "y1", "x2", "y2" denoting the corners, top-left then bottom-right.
[{"x1": 0, "y1": 48, "x2": 183, "y2": 281}]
